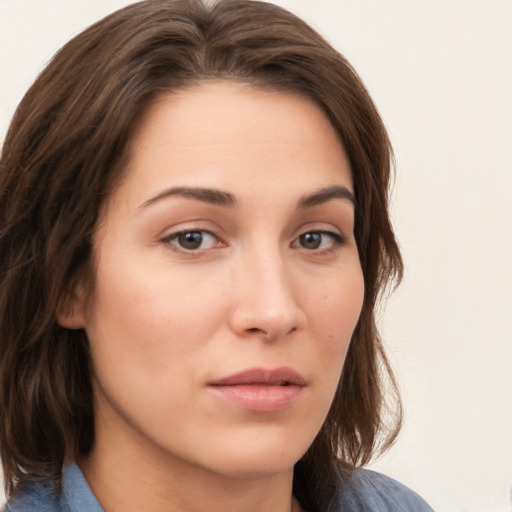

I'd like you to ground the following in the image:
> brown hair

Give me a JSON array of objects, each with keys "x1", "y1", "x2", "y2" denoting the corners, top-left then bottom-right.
[{"x1": 0, "y1": 0, "x2": 403, "y2": 509}]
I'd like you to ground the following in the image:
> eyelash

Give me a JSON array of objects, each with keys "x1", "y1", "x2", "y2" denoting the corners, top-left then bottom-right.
[
  {"x1": 161, "y1": 229, "x2": 346, "y2": 253},
  {"x1": 161, "y1": 230, "x2": 224, "y2": 252},
  {"x1": 292, "y1": 230, "x2": 346, "y2": 252}
]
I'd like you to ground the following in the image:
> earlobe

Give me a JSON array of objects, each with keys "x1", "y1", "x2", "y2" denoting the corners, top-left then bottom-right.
[{"x1": 56, "y1": 285, "x2": 87, "y2": 330}]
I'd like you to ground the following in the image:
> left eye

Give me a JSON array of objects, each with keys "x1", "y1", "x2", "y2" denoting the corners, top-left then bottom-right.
[
  {"x1": 293, "y1": 231, "x2": 344, "y2": 250},
  {"x1": 164, "y1": 230, "x2": 219, "y2": 251}
]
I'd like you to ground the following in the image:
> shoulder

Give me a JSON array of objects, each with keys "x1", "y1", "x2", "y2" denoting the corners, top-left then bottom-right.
[
  {"x1": 333, "y1": 468, "x2": 435, "y2": 512},
  {"x1": 1, "y1": 481, "x2": 60, "y2": 512},
  {"x1": 1, "y1": 463, "x2": 103, "y2": 512}
]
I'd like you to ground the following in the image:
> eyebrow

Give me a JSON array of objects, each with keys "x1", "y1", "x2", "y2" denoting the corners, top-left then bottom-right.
[
  {"x1": 140, "y1": 186, "x2": 238, "y2": 208},
  {"x1": 297, "y1": 185, "x2": 355, "y2": 208},
  {"x1": 140, "y1": 184, "x2": 355, "y2": 209}
]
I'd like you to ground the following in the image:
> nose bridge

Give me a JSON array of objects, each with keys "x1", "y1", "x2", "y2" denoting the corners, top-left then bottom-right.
[{"x1": 230, "y1": 242, "x2": 305, "y2": 339}]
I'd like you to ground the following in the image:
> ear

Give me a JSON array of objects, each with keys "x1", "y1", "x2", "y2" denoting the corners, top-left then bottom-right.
[{"x1": 56, "y1": 282, "x2": 88, "y2": 330}]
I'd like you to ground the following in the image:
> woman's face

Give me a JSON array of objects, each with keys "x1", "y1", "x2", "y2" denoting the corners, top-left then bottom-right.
[{"x1": 64, "y1": 81, "x2": 364, "y2": 480}]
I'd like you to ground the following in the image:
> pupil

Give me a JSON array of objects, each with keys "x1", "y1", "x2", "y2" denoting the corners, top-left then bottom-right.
[
  {"x1": 179, "y1": 232, "x2": 203, "y2": 249},
  {"x1": 300, "y1": 232, "x2": 321, "y2": 249}
]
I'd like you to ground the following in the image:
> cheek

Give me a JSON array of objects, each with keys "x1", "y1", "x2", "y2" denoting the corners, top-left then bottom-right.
[
  {"x1": 84, "y1": 249, "x2": 230, "y2": 375},
  {"x1": 298, "y1": 268, "x2": 364, "y2": 432},
  {"x1": 309, "y1": 270, "x2": 365, "y2": 353},
  {"x1": 83, "y1": 264, "x2": 220, "y2": 425}
]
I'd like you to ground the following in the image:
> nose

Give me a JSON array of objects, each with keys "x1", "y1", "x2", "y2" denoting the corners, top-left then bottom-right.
[{"x1": 228, "y1": 249, "x2": 307, "y2": 341}]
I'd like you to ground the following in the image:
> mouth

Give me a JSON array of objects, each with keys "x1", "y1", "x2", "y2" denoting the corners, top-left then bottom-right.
[{"x1": 207, "y1": 367, "x2": 306, "y2": 412}]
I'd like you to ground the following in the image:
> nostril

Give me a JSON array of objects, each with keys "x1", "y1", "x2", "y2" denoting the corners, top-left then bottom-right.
[{"x1": 247, "y1": 327, "x2": 270, "y2": 339}]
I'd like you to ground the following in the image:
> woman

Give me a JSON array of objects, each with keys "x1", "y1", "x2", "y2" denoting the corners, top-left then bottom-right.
[{"x1": 0, "y1": 1, "x2": 434, "y2": 511}]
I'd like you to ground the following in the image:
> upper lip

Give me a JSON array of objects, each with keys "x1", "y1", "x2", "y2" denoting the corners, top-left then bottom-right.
[{"x1": 209, "y1": 367, "x2": 307, "y2": 386}]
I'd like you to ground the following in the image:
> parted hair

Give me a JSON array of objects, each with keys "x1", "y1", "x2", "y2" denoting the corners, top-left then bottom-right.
[{"x1": 0, "y1": 0, "x2": 403, "y2": 510}]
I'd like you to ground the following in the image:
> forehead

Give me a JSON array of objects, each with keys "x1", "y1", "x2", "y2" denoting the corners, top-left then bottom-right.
[
  {"x1": 114, "y1": 80, "x2": 352, "y2": 208},
  {"x1": 135, "y1": 81, "x2": 339, "y2": 139}
]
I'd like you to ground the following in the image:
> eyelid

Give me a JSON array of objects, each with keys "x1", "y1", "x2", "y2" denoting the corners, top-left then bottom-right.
[
  {"x1": 292, "y1": 220, "x2": 347, "y2": 242},
  {"x1": 292, "y1": 229, "x2": 347, "y2": 251},
  {"x1": 157, "y1": 218, "x2": 223, "y2": 243},
  {"x1": 160, "y1": 228, "x2": 226, "y2": 253}
]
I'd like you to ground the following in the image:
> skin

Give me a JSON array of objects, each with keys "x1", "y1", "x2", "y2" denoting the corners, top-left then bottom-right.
[{"x1": 60, "y1": 81, "x2": 365, "y2": 512}]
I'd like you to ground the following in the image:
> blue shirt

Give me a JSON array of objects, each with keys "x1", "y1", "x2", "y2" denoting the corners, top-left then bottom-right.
[{"x1": 2, "y1": 462, "x2": 434, "y2": 511}]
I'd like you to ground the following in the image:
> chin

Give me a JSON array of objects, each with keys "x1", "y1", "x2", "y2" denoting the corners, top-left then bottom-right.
[
  {"x1": 215, "y1": 456, "x2": 299, "y2": 480},
  {"x1": 198, "y1": 435, "x2": 311, "y2": 480}
]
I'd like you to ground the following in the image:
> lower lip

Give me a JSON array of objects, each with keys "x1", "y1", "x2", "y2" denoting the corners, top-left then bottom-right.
[{"x1": 208, "y1": 384, "x2": 303, "y2": 412}]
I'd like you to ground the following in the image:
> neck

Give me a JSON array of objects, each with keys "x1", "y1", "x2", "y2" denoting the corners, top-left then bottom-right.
[
  {"x1": 80, "y1": 453, "x2": 297, "y2": 512},
  {"x1": 79, "y1": 429, "x2": 298, "y2": 512}
]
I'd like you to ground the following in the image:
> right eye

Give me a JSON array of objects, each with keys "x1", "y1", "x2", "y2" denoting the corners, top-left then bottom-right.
[{"x1": 162, "y1": 230, "x2": 220, "y2": 251}]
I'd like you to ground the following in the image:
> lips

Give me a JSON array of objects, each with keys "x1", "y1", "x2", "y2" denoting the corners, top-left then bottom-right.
[
  {"x1": 209, "y1": 367, "x2": 306, "y2": 387},
  {"x1": 207, "y1": 367, "x2": 306, "y2": 412}
]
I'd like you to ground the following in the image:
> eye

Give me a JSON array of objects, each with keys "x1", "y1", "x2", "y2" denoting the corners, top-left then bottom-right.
[
  {"x1": 163, "y1": 230, "x2": 220, "y2": 251},
  {"x1": 293, "y1": 231, "x2": 345, "y2": 251}
]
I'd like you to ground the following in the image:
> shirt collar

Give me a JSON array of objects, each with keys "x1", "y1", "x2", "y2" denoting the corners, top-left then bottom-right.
[{"x1": 61, "y1": 463, "x2": 104, "y2": 512}]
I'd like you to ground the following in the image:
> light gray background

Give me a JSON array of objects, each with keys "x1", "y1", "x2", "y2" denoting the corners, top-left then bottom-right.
[{"x1": 1, "y1": 1, "x2": 511, "y2": 511}]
